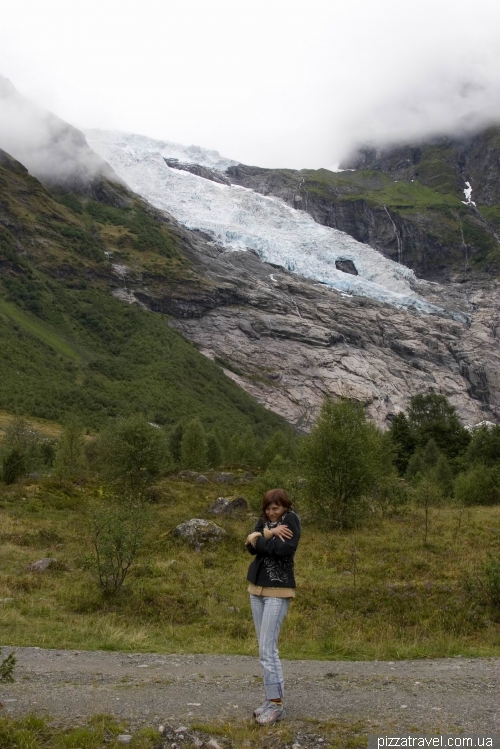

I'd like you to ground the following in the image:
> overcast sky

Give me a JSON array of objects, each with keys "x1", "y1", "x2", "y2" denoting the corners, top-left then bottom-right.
[{"x1": 2, "y1": 0, "x2": 500, "y2": 169}]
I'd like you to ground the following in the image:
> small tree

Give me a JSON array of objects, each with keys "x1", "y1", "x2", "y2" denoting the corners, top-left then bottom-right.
[
  {"x1": 2, "y1": 448, "x2": 26, "y2": 485},
  {"x1": 431, "y1": 454, "x2": 454, "y2": 498},
  {"x1": 1, "y1": 416, "x2": 40, "y2": 482},
  {"x1": 180, "y1": 419, "x2": 208, "y2": 470},
  {"x1": 413, "y1": 478, "x2": 443, "y2": 544},
  {"x1": 466, "y1": 424, "x2": 500, "y2": 468},
  {"x1": 168, "y1": 422, "x2": 184, "y2": 466},
  {"x1": 206, "y1": 432, "x2": 223, "y2": 469},
  {"x1": 389, "y1": 412, "x2": 416, "y2": 475},
  {"x1": 263, "y1": 430, "x2": 296, "y2": 468},
  {"x1": 421, "y1": 438, "x2": 440, "y2": 472},
  {"x1": 99, "y1": 415, "x2": 172, "y2": 497},
  {"x1": 371, "y1": 475, "x2": 410, "y2": 517},
  {"x1": 300, "y1": 398, "x2": 388, "y2": 528},
  {"x1": 405, "y1": 449, "x2": 426, "y2": 486},
  {"x1": 480, "y1": 555, "x2": 500, "y2": 609},
  {"x1": 88, "y1": 500, "x2": 146, "y2": 596},
  {"x1": 232, "y1": 427, "x2": 260, "y2": 467},
  {"x1": 53, "y1": 418, "x2": 86, "y2": 480},
  {"x1": 407, "y1": 393, "x2": 470, "y2": 459},
  {"x1": 254, "y1": 455, "x2": 298, "y2": 502},
  {"x1": 243, "y1": 428, "x2": 260, "y2": 467}
]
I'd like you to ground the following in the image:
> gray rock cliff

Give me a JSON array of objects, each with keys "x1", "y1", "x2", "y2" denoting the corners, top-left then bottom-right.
[{"x1": 122, "y1": 212, "x2": 500, "y2": 430}]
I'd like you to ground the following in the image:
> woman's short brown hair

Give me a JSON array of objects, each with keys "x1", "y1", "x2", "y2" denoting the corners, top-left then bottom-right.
[{"x1": 261, "y1": 488, "x2": 292, "y2": 519}]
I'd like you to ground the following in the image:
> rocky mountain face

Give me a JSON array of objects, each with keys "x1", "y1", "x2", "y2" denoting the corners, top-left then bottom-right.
[
  {"x1": 1, "y1": 79, "x2": 499, "y2": 431},
  {"x1": 341, "y1": 128, "x2": 500, "y2": 205},
  {"x1": 222, "y1": 130, "x2": 500, "y2": 282},
  {"x1": 139, "y1": 224, "x2": 500, "y2": 430}
]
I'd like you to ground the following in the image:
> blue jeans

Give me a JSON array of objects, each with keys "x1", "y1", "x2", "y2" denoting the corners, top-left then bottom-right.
[{"x1": 250, "y1": 595, "x2": 290, "y2": 701}]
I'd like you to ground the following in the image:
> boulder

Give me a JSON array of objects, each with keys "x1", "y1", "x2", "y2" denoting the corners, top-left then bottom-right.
[
  {"x1": 208, "y1": 497, "x2": 231, "y2": 514},
  {"x1": 230, "y1": 496, "x2": 248, "y2": 513},
  {"x1": 215, "y1": 472, "x2": 234, "y2": 484},
  {"x1": 208, "y1": 496, "x2": 249, "y2": 515},
  {"x1": 335, "y1": 259, "x2": 358, "y2": 275},
  {"x1": 196, "y1": 475, "x2": 209, "y2": 483},
  {"x1": 173, "y1": 519, "x2": 227, "y2": 551},
  {"x1": 177, "y1": 471, "x2": 200, "y2": 480},
  {"x1": 28, "y1": 558, "x2": 59, "y2": 572}
]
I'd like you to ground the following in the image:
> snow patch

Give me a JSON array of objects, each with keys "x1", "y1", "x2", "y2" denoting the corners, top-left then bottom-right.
[{"x1": 462, "y1": 181, "x2": 476, "y2": 206}]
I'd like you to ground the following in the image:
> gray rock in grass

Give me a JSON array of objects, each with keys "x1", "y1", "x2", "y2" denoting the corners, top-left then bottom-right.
[
  {"x1": 28, "y1": 558, "x2": 58, "y2": 573},
  {"x1": 173, "y1": 519, "x2": 227, "y2": 551}
]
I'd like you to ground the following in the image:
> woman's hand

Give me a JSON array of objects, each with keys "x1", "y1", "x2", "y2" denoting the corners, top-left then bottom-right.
[
  {"x1": 269, "y1": 525, "x2": 293, "y2": 541},
  {"x1": 245, "y1": 532, "x2": 262, "y2": 547}
]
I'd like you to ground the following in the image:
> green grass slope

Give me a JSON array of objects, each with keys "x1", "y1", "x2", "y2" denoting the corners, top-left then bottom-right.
[
  {"x1": 0, "y1": 150, "x2": 286, "y2": 434},
  {"x1": 299, "y1": 165, "x2": 500, "y2": 273}
]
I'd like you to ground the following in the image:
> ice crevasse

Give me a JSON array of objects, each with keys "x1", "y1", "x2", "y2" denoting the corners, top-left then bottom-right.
[{"x1": 85, "y1": 129, "x2": 442, "y2": 315}]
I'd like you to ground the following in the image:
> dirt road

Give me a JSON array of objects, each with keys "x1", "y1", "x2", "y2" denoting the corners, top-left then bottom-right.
[{"x1": 1, "y1": 647, "x2": 499, "y2": 734}]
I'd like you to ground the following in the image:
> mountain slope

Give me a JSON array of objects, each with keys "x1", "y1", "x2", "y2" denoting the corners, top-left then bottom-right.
[
  {"x1": 80, "y1": 130, "x2": 500, "y2": 428},
  {"x1": 0, "y1": 146, "x2": 288, "y2": 434},
  {"x1": 2, "y1": 80, "x2": 500, "y2": 430}
]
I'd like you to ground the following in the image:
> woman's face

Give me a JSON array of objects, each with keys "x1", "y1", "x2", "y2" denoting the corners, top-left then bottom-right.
[{"x1": 265, "y1": 502, "x2": 287, "y2": 523}]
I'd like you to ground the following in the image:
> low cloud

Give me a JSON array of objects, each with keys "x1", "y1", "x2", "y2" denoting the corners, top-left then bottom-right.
[
  {"x1": 334, "y1": 56, "x2": 500, "y2": 163},
  {"x1": 0, "y1": 76, "x2": 115, "y2": 190},
  {"x1": 2, "y1": 0, "x2": 500, "y2": 170}
]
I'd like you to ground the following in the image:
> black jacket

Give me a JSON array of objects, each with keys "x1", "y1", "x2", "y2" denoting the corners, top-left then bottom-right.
[{"x1": 246, "y1": 510, "x2": 301, "y2": 589}]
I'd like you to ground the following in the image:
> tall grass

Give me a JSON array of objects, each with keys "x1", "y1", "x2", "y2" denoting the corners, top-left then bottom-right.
[{"x1": 0, "y1": 477, "x2": 499, "y2": 659}]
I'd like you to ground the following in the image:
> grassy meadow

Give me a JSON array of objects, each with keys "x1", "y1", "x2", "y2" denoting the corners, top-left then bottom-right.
[{"x1": 1, "y1": 474, "x2": 499, "y2": 660}]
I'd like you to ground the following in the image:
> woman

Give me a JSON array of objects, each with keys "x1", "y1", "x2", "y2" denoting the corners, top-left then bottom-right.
[{"x1": 245, "y1": 488, "x2": 301, "y2": 726}]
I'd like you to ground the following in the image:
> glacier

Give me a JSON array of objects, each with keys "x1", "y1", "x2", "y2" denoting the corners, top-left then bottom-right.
[{"x1": 85, "y1": 129, "x2": 443, "y2": 314}]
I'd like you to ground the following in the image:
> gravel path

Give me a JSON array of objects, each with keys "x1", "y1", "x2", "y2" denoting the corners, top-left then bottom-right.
[{"x1": 0, "y1": 647, "x2": 499, "y2": 733}]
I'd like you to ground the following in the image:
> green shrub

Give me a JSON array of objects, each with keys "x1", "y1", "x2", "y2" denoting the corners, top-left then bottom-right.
[
  {"x1": 253, "y1": 455, "x2": 299, "y2": 503},
  {"x1": 0, "y1": 416, "x2": 42, "y2": 483},
  {"x1": 389, "y1": 412, "x2": 415, "y2": 475},
  {"x1": 0, "y1": 649, "x2": 16, "y2": 682},
  {"x1": 98, "y1": 415, "x2": 173, "y2": 497},
  {"x1": 407, "y1": 393, "x2": 470, "y2": 459},
  {"x1": 300, "y1": 398, "x2": 389, "y2": 528},
  {"x1": 87, "y1": 500, "x2": 147, "y2": 596},
  {"x1": 371, "y1": 475, "x2": 410, "y2": 516},
  {"x1": 180, "y1": 418, "x2": 208, "y2": 470},
  {"x1": 206, "y1": 432, "x2": 223, "y2": 469},
  {"x1": 58, "y1": 193, "x2": 83, "y2": 214},
  {"x1": 53, "y1": 418, "x2": 87, "y2": 479},
  {"x1": 1, "y1": 448, "x2": 25, "y2": 485},
  {"x1": 467, "y1": 424, "x2": 500, "y2": 467},
  {"x1": 412, "y1": 477, "x2": 443, "y2": 544},
  {"x1": 454, "y1": 466, "x2": 500, "y2": 505},
  {"x1": 481, "y1": 555, "x2": 500, "y2": 609}
]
